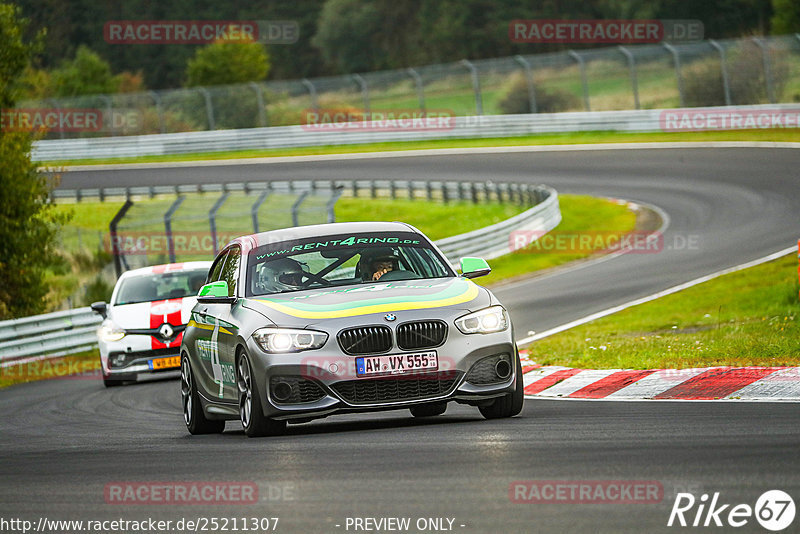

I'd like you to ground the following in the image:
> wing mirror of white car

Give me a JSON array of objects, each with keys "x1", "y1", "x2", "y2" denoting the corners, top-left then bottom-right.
[
  {"x1": 90, "y1": 301, "x2": 108, "y2": 318},
  {"x1": 197, "y1": 281, "x2": 236, "y2": 304},
  {"x1": 459, "y1": 257, "x2": 491, "y2": 279}
]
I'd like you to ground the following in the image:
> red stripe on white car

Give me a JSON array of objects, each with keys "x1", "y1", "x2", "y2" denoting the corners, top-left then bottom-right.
[{"x1": 149, "y1": 298, "x2": 185, "y2": 349}]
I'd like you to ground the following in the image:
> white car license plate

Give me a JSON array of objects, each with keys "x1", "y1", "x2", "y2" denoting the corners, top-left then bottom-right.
[{"x1": 356, "y1": 351, "x2": 438, "y2": 377}]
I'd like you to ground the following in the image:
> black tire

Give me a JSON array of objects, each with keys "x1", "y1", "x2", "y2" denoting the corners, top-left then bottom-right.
[
  {"x1": 479, "y1": 352, "x2": 524, "y2": 420},
  {"x1": 237, "y1": 352, "x2": 287, "y2": 438},
  {"x1": 410, "y1": 402, "x2": 447, "y2": 417},
  {"x1": 181, "y1": 356, "x2": 225, "y2": 435}
]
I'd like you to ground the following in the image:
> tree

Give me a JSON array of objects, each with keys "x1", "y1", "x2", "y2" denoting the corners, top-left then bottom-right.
[
  {"x1": 185, "y1": 41, "x2": 270, "y2": 87},
  {"x1": 771, "y1": 0, "x2": 800, "y2": 34},
  {"x1": 0, "y1": 3, "x2": 67, "y2": 319},
  {"x1": 50, "y1": 45, "x2": 119, "y2": 97},
  {"x1": 311, "y1": 0, "x2": 382, "y2": 73}
]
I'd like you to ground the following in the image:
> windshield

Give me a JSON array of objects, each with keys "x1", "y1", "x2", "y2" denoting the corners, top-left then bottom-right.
[
  {"x1": 246, "y1": 232, "x2": 454, "y2": 296},
  {"x1": 114, "y1": 269, "x2": 209, "y2": 305}
]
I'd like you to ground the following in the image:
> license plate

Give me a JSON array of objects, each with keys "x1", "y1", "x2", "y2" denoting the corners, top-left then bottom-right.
[
  {"x1": 356, "y1": 351, "x2": 438, "y2": 377},
  {"x1": 148, "y1": 356, "x2": 180, "y2": 370}
]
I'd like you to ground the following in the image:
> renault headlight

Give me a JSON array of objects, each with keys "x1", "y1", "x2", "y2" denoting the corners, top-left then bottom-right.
[
  {"x1": 252, "y1": 327, "x2": 328, "y2": 353},
  {"x1": 98, "y1": 320, "x2": 126, "y2": 342},
  {"x1": 455, "y1": 306, "x2": 508, "y2": 334}
]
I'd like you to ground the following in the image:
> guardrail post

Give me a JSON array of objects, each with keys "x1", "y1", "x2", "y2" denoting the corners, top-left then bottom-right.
[
  {"x1": 370, "y1": 181, "x2": 377, "y2": 199},
  {"x1": 249, "y1": 82, "x2": 268, "y2": 127},
  {"x1": 326, "y1": 187, "x2": 343, "y2": 223},
  {"x1": 618, "y1": 46, "x2": 640, "y2": 110},
  {"x1": 109, "y1": 199, "x2": 133, "y2": 278},
  {"x1": 164, "y1": 196, "x2": 185, "y2": 263},
  {"x1": 302, "y1": 78, "x2": 319, "y2": 115},
  {"x1": 389, "y1": 180, "x2": 397, "y2": 199},
  {"x1": 495, "y1": 183, "x2": 503, "y2": 202},
  {"x1": 709, "y1": 40, "x2": 732, "y2": 106},
  {"x1": 460, "y1": 59, "x2": 483, "y2": 116},
  {"x1": 662, "y1": 43, "x2": 685, "y2": 107},
  {"x1": 568, "y1": 50, "x2": 591, "y2": 111},
  {"x1": 407, "y1": 181, "x2": 414, "y2": 200},
  {"x1": 483, "y1": 182, "x2": 491, "y2": 202},
  {"x1": 441, "y1": 183, "x2": 449, "y2": 204},
  {"x1": 752, "y1": 37, "x2": 776, "y2": 104},
  {"x1": 197, "y1": 88, "x2": 215, "y2": 130},
  {"x1": 351, "y1": 180, "x2": 358, "y2": 198},
  {"x1": 209, "y1": 192, "x2": 229, "y2": 255},
  {"x1": 251, "y1": 190, "x2": 270, "y2": 233},
  {"x1": 406, "y1": 68, "x2": 426, "y2": 113},
  {"x1": 149, "y1": 90, "x2": 166, "y2": 133},
  {"x1": 513, "y1": 55, "x2": 538, "y2": 113},
  {"x1": 352, "y1": 74, "x2": 370, "y2": 118},
  {"x1": 470, "y1": 182, "x2": 478, "y2": 204},
  {"x1": 426, "y1": 181, "x2": 433, "y2": 201},
  {"x1": 291, "y1": 190, "x2": 310, "y2": 227}
]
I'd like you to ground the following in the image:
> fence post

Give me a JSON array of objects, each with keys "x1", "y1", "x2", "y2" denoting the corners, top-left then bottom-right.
[
  {"x1": 98, "y1": 95, "x2": 113, "y2": 136},
  {"x1": 618, "y1": 46, "x2": 640, "y2": 110},
  {"x1": 352, "y1": 74, "x2": 370, "y2": 118},
  {"x1": 110, "y1": 199, "x2": 133, "y2": 278},
  {"x1": 251, "y1": 190, "x2": 270, "y2": 233},
  {"x1": 662, "y1": 43, "x2": 685, "y2": 107},
  {"x1": 197, "y1": 88, "x2": 215, "y2": 130},
  {"x1": 149, "y1": 90, "x2": 166, "y2": 133},
  {"x1": 513, "y1": 55, "x2": 538, "y2": 113},
  {"x1": 326, "y1": 187, "x2": 343, "y2": 223},
  {"x1": 708, "y1": 40, "x2": 732, "y2": 106},
  {"x1": 47, "y1": 99, "x2": 65, "y2": 139},
  {"x1": 209, "y1": 192, "x2": 229, "y2": 255},
  {"x1": 752, "y1": 37, "x2": 776, "y2": 104},
  {"x1": 302, "y1": 78, "x2": 319, "y2": 115},
  {"x1": 407, "y1": 181, "x2": 415, "y2": 200},
  {"x1": 441, "y1": 183, "x2": 449, "y2": 204},
  {"x1": 568, "y1": 50, "x2": 591, "y2": 111},
  {"x1": 406, "y1": 68, "x2": 426, "y2": 113},
  {"x1": 460, "y1": 59, "x2": 483, "y2": 116},
  {"x1": 291, "y1": 190, "x2": 310, "y2": 227},
  {"x1": 164, "y1": 196, "x2": 185, "y2": 263},
  {"x1": 249, "y1": 82, "x2": 268, "y2": 127}
]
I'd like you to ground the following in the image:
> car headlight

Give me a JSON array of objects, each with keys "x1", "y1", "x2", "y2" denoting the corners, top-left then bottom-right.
[
  {"x1": 98, "y1": 320, "x2": 126, "y2": 342},
  {"x1": 455, "y1": 306, "x2": 509, "y2": 334},
  {"x1": 252, "y1": 327, "x2": 328, "y2": 353}
]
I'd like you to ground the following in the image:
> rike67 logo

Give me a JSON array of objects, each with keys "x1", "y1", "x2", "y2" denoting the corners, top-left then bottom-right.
[{"x1": 668, "y1": 490, "x2": 795, "y2": 531}]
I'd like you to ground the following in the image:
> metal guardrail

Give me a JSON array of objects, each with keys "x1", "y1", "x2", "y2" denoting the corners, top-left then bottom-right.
[
  {"x1": 0, "y1": 308, "x2": 101, "y2": 366},
  {"x1": 1, "y1": 183, "x2": 561, "y2": 364},
  {"x1": 32, "y1": 104, "x2": 800, "y2": 162},
  {"x1": 437, "y1": 186, "x2": 560, "y2": 263}
]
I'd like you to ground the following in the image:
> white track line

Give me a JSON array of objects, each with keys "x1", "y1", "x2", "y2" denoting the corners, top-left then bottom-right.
[{"x1": 515, "y1": 245, "x2": 796, "y2": 346}]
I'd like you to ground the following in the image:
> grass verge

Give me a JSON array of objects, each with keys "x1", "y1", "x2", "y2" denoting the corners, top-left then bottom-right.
[
  {"x1": 40, "y1": 128, "x2": 800, "y2": 167},
  {"x1": 524, "y1": 253, "x2": 800, "y2": 369}
]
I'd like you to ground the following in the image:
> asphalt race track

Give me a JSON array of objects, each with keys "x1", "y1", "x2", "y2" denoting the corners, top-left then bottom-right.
[{"x1": 3, "y1": 146, "x2": 798, "y2": 533}]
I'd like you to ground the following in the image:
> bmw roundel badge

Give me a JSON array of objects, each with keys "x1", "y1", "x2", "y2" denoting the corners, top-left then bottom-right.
[{"x1": 384, "y1": 314, "x2": 396, "y2": 322}]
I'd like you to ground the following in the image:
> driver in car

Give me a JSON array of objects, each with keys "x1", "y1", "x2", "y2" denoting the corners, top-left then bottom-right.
[
  {"x1": 259, "y1": 258, "x2": 307, "y2": 293},
  {"x1": 360, "y1": 247, "x2": 400, "y2": 281}
]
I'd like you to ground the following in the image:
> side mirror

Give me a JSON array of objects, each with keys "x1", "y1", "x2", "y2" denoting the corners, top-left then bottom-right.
[
  {"x1": 197, "y1": 281, "x2": 235, "y2": 304},
  {"x1": 90, "y1": 301, "x2": 107, "y2": 318},
  {"x1": 459, "y1": 257, "x2": 491, "y2": 279}
]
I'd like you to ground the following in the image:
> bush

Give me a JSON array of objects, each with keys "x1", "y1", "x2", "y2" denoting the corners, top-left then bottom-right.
[
  {"x1": 498, "y1": 73, "x2": 580, "y2": 114},
  {"x1": 683, "y1": 41, "x2": 790, "y2": 107}
]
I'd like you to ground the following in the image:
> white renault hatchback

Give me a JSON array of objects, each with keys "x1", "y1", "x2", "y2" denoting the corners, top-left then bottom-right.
[{"x1": 91, "y1": 262, "x2": 212, "y2": 386}]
